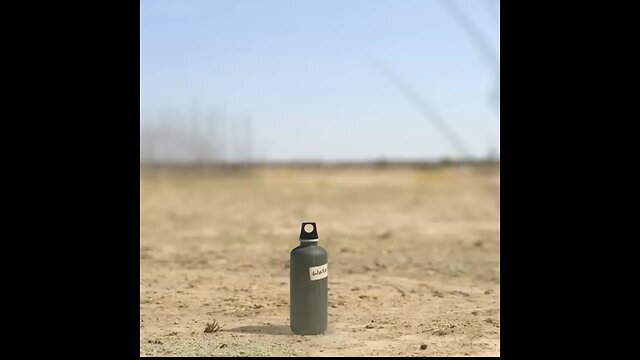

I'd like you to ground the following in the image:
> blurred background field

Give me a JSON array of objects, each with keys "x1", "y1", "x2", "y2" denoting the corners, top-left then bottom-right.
[{"x1": 140, "y1": 0, "x2": 499, "y2": 356}]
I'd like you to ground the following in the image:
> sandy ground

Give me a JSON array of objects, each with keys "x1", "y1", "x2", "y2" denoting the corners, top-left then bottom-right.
[{"x1": 140, "y1": 165, "x2": 500, "y2": 356}]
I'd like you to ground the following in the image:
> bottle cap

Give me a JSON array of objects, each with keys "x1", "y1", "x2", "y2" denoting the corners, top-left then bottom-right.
[{"x1": 299, "y1": 222, "x2": 319, "y2": 241}]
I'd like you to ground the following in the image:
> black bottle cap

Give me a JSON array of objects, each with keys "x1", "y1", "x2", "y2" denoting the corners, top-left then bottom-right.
[{"x1": 299, "y1": 222, "x2": 319, "y2": 240}]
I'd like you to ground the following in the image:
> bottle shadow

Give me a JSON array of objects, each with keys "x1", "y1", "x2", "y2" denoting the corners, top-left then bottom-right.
[{"x1": 226, "y1": 324, "x2": 294, "y2": 336}]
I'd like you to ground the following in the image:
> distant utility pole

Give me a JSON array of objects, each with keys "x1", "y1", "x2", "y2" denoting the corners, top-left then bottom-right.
[
  {"x1": 244, "y1": 116, "x2": 253, "y2": 164},
  {"x1": 206, "y1": 110, "x2": 219, "y2": 164},
  {"x1": 231, "y1": 116, "x2": 240, "y2": 164}
]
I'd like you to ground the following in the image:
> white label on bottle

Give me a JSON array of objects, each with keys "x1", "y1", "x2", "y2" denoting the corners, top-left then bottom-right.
[{"x1": 309, "y1": 263, "x2": 328, "y2": 281}]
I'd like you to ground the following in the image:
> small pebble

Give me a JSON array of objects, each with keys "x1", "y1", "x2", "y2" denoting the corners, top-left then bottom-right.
[{"x1": 420, "y1": 344, "x2": 428, "y2": 350}]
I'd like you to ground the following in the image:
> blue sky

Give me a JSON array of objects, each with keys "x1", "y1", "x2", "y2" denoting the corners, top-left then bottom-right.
[{"x1": 140, "y1": 0, "x2": 499, "y2": 161}]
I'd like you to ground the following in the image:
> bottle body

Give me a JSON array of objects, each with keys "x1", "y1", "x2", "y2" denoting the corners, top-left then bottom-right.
[{"x1": 290, "y1": 242, "x2": 328, "y2": 335}]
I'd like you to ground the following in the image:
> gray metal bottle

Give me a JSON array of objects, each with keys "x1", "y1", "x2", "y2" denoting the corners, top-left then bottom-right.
[{"x1": 290, "y1": 222, "x2": 328, "y2": 335}]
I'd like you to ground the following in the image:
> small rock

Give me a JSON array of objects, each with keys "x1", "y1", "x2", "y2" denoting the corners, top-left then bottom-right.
[
  {"x1": 420, "y1": 344, "x2": 428, "y2": 350},
  {"x1": 219, "y1": 344, "x2": 227, "y2": 349},
  {"x1": 365, "y1": 324, "x2": 374, "y2": 329}
]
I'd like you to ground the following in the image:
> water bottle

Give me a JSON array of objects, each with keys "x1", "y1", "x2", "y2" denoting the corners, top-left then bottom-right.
[{"x1": 290, "y1": 222, "x2": 328, "y2": 335}]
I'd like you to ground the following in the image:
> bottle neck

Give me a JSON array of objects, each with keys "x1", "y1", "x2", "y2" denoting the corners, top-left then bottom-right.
[{"x1": 299, "y1": 240, "x2": 319, "y2": 247}]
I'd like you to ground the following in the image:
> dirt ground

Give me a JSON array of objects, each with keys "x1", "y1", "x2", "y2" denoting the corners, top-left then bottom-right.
[{"x1": 139, "y1": 165, "x2": 500, "y2": 356}]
